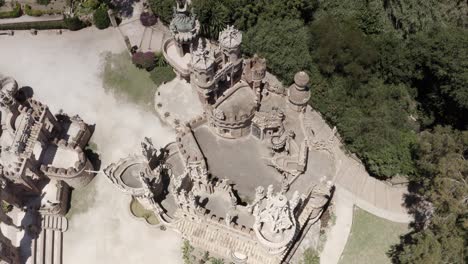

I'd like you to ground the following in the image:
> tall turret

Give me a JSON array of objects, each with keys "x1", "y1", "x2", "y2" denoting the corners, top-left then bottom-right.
[
  {"x1": 288, "y1": 71, "x2": 311, "y2": 112},
  {"x1": 169, "y1": 0, "x2": 201, "y2": 57},
  {"x1": 190, "y1": 40, "x2": 216, "y2": 105},
  {"x1": 218, "y1": 26, "x2": 243, "y2": 84}
]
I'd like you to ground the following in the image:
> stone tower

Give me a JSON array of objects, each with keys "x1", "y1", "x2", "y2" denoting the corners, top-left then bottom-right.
[
  {"x1": 218, "y1": 26, "x2": 243, "y2": 85},
  {"x1": 288, "y1": 71, "x2": 311, "y2": 112},
  {"x1": 190, "y1": 40, "x2": 216, "y2": 105},
  {"x1": 169, "y1": 0, "x2": 201, "y2": 57}
]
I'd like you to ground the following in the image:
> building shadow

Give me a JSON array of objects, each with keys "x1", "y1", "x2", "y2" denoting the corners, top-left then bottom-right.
[
  {"x1": 19, "y1": 194, "x2": 43, "y2": 264},
  {"x1": 15, "y1": 86, "x2": 34, "y2": 103}
]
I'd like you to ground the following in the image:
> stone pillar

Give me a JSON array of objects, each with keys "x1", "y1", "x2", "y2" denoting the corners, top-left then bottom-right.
[{"x1": 107, "y1": 9, "x2": 118, "y2": 28}]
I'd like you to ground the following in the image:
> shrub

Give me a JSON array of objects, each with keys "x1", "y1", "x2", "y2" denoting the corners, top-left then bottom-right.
[
  {"x1": 82, "y1": 0, "x2": 100, "y2": 9},
  {"x1": 36, "y1": 0, "x2": 50, "y2": 5},
  {"x1": 93, "y1": 5, "x2": 110, "y2": 29},
  {"x1": 24, "y1": 4, "x2": 42, "y2": 16},
  {"x1": 64, "y1": 16, "x2": 86, "y2": 31},
  {"x1": 0, "y1": 2, "x2": 21, "y2": 19},
  {"x1": 150, "y1": 66, "x2": 175, "y2": 86},
  {"x1": 132, "y1": 52, "x2": 156, "y2": 70},
  {"x1": 140, "y1": 12, "x2": 157, "y2": 27},
  {"x1": 155, "y1": 52, "x2": 168, "y2": 67}
]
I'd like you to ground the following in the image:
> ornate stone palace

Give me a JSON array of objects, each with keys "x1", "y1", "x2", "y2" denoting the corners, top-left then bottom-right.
[
  {"x1": 0, "y1": 74, "x2": 95, "y2": 264},
  {"x1": 104, "y1": 1, "x2": 336, "y2": 263}
]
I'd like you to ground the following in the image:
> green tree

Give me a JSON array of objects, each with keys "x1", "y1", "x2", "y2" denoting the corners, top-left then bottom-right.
[
  {"x1": 406, "y1": 27, "x2": 468, "y2": 128},
  {"x1": 0, "y1": 0, "x2": 5, "y2": 7},
  {"x1": 384, "y1": 0, "x2": 468, "y2": 34},
  {"x1": 93, "y1": 5, "x2": 110, "y2": 29},
  {"x1": 192, "y1": 0, "x2": 230, "y2": 39},
  {"x1": 309, "y1": 16, "x2": 378, "y2": 84},
  {"x1": 311, "y1": 76, "x2": 417, "y2": 179},
  {"x1": 64, "y1": 16, "x2": 86, "y2": 31},
  {"x1": 149, "y1": 0, "x2": 174, "y2": 25},
  {"x1": 243, "y1": 18, "x2": 312, "y2": 84},
  {"x1": 390, "y1": 126, "x2": 468, "y2": 264}
]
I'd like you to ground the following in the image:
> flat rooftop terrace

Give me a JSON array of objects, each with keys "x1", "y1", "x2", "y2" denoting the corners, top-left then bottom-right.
[{"x1": 193, "y1": 125, "x2": 282, "y2": 201}]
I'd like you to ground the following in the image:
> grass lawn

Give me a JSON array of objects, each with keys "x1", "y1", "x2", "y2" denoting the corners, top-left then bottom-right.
[
  {"x1": 339, "y1": 207, "x2": 408, "y2": 264},
  {"x1": 102, "y1": 51, "x2": 175, "y2": 108},
  {"x1": 130, "y1": 197, "x2": 160, "y2": 225}
]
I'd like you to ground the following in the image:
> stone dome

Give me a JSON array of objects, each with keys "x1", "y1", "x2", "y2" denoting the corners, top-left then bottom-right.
[{"x1": 294, "y1": 71, "x2": 309, "y2": 89}]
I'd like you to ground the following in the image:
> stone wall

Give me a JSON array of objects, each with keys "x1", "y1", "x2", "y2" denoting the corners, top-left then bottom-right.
[{"x1": 176, "y1": 214, "x2": 283, "y2": 264}]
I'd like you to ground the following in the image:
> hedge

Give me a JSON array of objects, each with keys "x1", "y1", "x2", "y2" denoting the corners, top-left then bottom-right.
[
  {"x1": 0, "y1": 2, "x2": 21, "y2": 19},
  {"x1": 0, "y1": 19, "x2": 65, "y2": 30}
]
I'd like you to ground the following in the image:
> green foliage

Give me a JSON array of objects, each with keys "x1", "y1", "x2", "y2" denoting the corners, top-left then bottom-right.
[
  {"x1": 243, "y1": 18, "x2": 311, "y2": 84},
  {"x1": 311, "y1": 76, "x2": 417, "y2": 178},
  {"x1": 148, "y1": 0, "x2": 173, "y2": 25},
  {"x1": 82, "y1": 0, "x2": 100, "y2": 9},
  {"x1": 155, "y1": 52, "x2": 168, "y2": 67},
  {"x1": 192, "y1": 0, "x2": 230, "y2": 39},
  {"x1": 406, "y1": 27, "x2": 468, "y2": 128},
  {"x1": 150, "y1": 66, "x2": 175, "y2": 87},
  {"x1": 209, "y1": 258, "x2": 224, "y2": 264},
  {"x1": 36, "y1": 0, "x2": 50, "y2": 5},
  {"x1": 1, "y1": 201, "x2": 12, "y2": 214},
  {"x1": 181, "y1": 240, "x2": 194, "y2": 264},
  {"x1": 390, "y1": 126, "x2": 467, "y2": 264},
  {"x1": 24, "y1": 4, "x2": 41, "y2": 16},
  {"x1": 0, "y1": 2, "x2": 21, "y2": 19},
  {"x1": 93, "y1": 5, "x2": 110, "y2": 29},
  {"x1": 385, "y1": 0, "x2": 467, "y2": 35},
  {"x1": 64, "y1": 16, "x2": 86, "y2": 31},
  {"x1": 0, "y1": 20, "x2": 67, "y2": 30},
  {"x1": 24, "y1": 4, "x2": 59, "y2": 16},
  {"x1": 301, "y1": 248, "x2": 320, "y2": 264},
  {"x1": 309, "y1": 16, "x2": 378, "y2": 83},
  {"x1": 0, "y1": 0, "x2": 5, "y2": 7}
]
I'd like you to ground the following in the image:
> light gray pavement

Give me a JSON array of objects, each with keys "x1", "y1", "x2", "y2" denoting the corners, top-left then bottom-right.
[
  {"x1": 154, "y1": 77, "x2": 204, "y2": 127},
  {"x1": 117, "y1": 2, "x2": 169, "y2": 53},
  {"x1": 320, "y1": 187, "x2": 353, "y2": 264}
]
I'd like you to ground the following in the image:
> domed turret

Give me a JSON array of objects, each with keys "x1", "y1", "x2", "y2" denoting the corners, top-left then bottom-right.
[
  {"x1": 169, "y1": 0, "x2": 200, "y2": 56},
  {"x1": 288, "y1": 71, "x2": 311, "y2": 112},
  {"x1": 218, "y1": 26, "x2": 243, "y2": 79},
  {"x1": 190, "y1": 40, "x2": 216, "y2": 104}
]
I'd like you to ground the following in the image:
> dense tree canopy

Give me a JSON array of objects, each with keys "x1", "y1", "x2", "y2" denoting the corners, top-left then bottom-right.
[
  {"x1": 242, "y1": 18, "x2": 311, "y2": 84},
  {"x1": 148, "y1": 0, "x2": 173, "y2": 25},
  {"x1": 390, "y1": 127, "x2": 467, "y2": 263}
]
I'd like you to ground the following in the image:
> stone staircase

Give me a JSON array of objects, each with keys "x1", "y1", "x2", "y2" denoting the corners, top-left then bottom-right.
[{"x1": 30, "y1": 215, "x2": 67, "y2": 264}]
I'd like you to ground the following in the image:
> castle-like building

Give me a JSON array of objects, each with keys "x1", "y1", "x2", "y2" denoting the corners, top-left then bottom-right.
[
  {"x1": 0, "y1": 74, "x2": 95, "y2": 264},
  {"x1": 105, "y1": 1, "x2": 336, "y2": 263}
]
